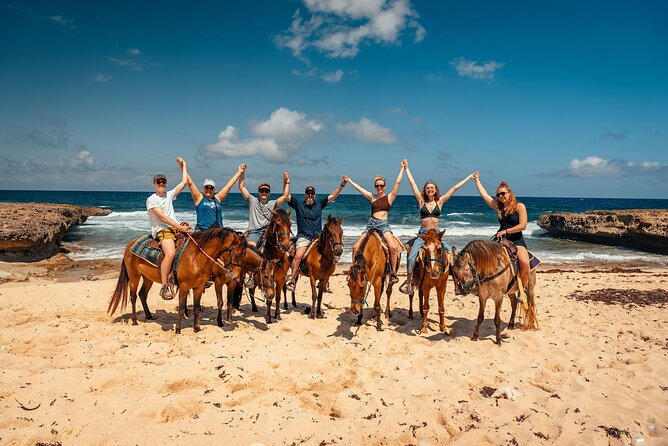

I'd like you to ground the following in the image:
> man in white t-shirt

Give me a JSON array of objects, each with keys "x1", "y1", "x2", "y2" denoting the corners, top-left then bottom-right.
[{"x1": 146, "y1": 157, "x2": 190, "y2": 300}]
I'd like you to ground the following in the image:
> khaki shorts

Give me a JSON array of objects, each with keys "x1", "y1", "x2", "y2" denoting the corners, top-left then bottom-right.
[
  {"x1": 156, "y1": 228, "x2": 177, "y2": 244},
  {"x1": 295, "y1": 236, "x2": 314, "y2": 249}
]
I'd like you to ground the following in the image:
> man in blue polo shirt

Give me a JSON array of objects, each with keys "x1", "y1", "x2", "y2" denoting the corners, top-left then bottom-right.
[{"x1": 286, "y1": 178, "x2": 347, "y2": 291}]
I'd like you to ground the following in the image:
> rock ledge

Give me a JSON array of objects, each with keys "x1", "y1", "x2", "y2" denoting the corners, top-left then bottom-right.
[
  {"x1": 0, "y1": 202, "x2": 111, "y2": 261},
  {"x1": 537, "y1": 209, "x2": 668, "y2": 255}
]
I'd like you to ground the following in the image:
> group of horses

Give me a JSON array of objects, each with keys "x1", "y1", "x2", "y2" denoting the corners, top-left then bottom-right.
[{"x1": 108, "y1": 212, "x2": 538, "y2": 344}]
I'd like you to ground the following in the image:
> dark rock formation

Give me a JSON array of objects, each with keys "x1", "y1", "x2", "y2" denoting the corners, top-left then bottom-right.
[
  {"x1": 0, "y1": 203, "x2": 111, "y2": 261},
  {"x1": 537, "y1": 210, "x2": 668, "y2": 255}
]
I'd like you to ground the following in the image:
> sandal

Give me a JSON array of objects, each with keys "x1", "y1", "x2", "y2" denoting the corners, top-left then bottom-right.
[
  {"x1": 389, "y1": 272, "x2": 399, "y2": 284},
  {"x1": 160, "y1": 285, "x2": 174, "y2": 301},
  {"x1": 244, "y1": 276, "x2": 255, "y2": 289},
  {"x1": 399, "y1": 281, "x2": 411, "y2": 294}
]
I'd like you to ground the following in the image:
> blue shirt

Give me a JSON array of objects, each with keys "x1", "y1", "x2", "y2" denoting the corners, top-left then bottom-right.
[
  {"x1": 288, "y1": 195, "x2": 329, "y2": 239},
  {"x1": 195, "y1": 196, "x2": 223, "y2": 230}
]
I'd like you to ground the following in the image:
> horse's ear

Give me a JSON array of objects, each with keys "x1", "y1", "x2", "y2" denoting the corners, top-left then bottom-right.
[
  {"x1": 337, "y1": 216, "x2": 343, "y2": 225},
  {"x1": 327, "y1": 214, "x2": 334, "y2": 222},
  {"x1": 269, "y1": 209, "x2": 278, "y2": 216},
  {"x1": 417, "y1": 233, "x2": 427, "y2": 240},
  {"x1": 437, "y1": 229, "x2": 446, "y2": 240}
]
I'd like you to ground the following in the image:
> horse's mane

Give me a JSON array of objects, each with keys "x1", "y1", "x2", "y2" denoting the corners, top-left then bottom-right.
[
  {"x1": 358, "y1": 228, "x2": 382, "y2": 256},
  {"x1": 189, "y1": 227, "x2": 233, "y2": 245},
  {"x1": 461, "y1": 240, "x2": 504, "y2": 275},
  {"x1": 271, "y1": 208, "x2": 291, "y2": 228}
]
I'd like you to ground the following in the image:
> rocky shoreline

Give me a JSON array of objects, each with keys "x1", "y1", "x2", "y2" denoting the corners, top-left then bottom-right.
[
  {"x1": 0, "y1": 202, "x2": 111, "y2": 261},
  {"x1": 537, "y1": 209, "x2": 668, "y2": 255}
]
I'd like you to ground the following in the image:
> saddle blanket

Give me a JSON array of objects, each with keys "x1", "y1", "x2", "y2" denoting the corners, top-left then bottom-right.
[{"x1": 129, "y1": 234, "x2": 189, "y2": 272}]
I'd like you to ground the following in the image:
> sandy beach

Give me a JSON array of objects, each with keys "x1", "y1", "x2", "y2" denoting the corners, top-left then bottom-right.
[{"x1": 1, "y1": 258, "x2": 667, "y2": 446}]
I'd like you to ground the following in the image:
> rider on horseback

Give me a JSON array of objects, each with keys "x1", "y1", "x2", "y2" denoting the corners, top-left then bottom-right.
[
  {"x1": 285, "y1": 179, "x2": 347, "y2": 292},
  {"x1": 186, "y1": 163, "x2": 246, "y2": 230},
  {"x1": 146, "y1": 157, "x2": 190, "y2": 300}
]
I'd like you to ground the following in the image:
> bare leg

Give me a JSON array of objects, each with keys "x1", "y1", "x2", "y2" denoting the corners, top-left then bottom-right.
[{"x1": 517, "y1": 246, "x2": 530, "y2": 290}]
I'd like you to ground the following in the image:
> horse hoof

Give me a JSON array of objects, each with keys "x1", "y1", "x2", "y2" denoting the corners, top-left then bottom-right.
[
  {"x1": 508, "y1": 324, "x2": 515, "y2": 330},
  {"x1": 471, "y1": 336, "x2": 478, "y2": 341},
  {"x1": 420, "y1": 328, "x2": 428, "y2": 334},
  {"x1": 175, "y1": 329, "x2": 181, "y2": 335},
  {"x1": 217, "y1": 320, "x2": 223, "y2": 327},
  {"x1": 194, "y1": 326, "x2": 201, "y2": 333},
  {"x1": 251, "y1": 307, "x2": 259, "y2": 313},
  {"x1": 308, "y1": 314, "x2": 315, "y2": 320},
  {"x1": 266, "y1": 319, "x2": 275, "y2": 324},
  {"x1": 132, "y1": 320, "x2": 138, "y2": 326}
]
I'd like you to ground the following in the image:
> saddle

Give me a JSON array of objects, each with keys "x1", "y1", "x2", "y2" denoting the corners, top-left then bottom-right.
[
  {"x1": 297, "y1": 237, "x2": 320, "y2": 275},
  {"x1": 129, "y1": 233, "x2": 189, "y2": 286}
]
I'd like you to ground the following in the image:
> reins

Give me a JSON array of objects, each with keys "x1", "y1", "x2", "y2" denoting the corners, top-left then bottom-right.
[{"x1": 184, "y1": 230, "x2": 237, "y2": 272}]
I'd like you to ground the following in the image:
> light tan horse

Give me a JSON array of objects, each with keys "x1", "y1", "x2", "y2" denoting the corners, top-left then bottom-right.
[
  {"x1": 345, "y1": 229, "x2": 395, "y2": 330},
  {"x1": 451, "y1": 240, "x2": 538, "y2": 345},
  {"x1": 108, "y1": 228, "x2": 245, "y2": 334},
  {"x1": 409, "y1": 229, "x2": 450, "y2": 334}
]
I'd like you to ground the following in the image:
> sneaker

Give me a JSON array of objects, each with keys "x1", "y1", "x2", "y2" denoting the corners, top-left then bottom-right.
[
  {"x1": 399, "y1": 281, "x2": 411, "y2": 294},
  {"x1": 160, "y1": 285, "x2": 174, "y2": 300},
  {"x1": 389, "y1": 272, "x2": 399, "y2": 284},
  {"x1": 244, "y1": 276, "x2": 255, "y2": 289}
]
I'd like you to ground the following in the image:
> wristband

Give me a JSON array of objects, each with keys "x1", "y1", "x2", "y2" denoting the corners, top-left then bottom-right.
[{"x1": 340, "y1": 183, "x2": 345, "y2": 187}]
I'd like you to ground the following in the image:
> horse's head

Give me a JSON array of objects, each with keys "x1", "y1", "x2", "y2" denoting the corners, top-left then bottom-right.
[
  {"x1": 450, "y1": 246, "x2": 479, "y2": 294},
  {"x1": 345, "y1": 255, "x2": 368, "y2": 314},
  {"x1": 418, "y1": 229, "x2": 446, "y2": 279},
  {"x1": 323, "y1": 215, "x2": 344, "y2": 260},
  {"x1": 258, "y1": 259, "x2": 279, "y2": 300},
  {"x1": 268, "y1": 209, "x2": 292, "y2": 253}
]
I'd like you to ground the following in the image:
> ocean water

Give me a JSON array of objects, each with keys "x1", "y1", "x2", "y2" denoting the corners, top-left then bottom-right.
[{"x1": 1, "y1": 190, "x2": 667, "y2": 267}]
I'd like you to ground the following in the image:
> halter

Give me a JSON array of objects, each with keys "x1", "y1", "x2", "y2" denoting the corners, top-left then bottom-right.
[
  {"x1": 349, "y1": 264, "x2": 370, "y2": 307},
  {"x1": 323, "y1": 224, "x2": 343, "y2": 263},
  {"x1": 456, "y1": 255, "x2": 510, "y2": 294},
  {"x1": 267, "y1": 216, "x2": 291, "y2": 253},
  {"x1": 185, "y1": 230, "x2": 238, "y2": 273}
]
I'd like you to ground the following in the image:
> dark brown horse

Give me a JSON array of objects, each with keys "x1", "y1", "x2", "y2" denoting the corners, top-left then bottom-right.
[
  {"x1": 214, "y1": 239, "x2": 263, "y2": 327},
  {"x1": 291, "y1": 215, "x2": 343, "y2": 319},
  {"x1": 108, "y1": 228, "x2": 244, "y2": 334},
  {"x1": 245, "y1": 208, "x2": 292, "y2": 324},
  {"x1": 451, "y1": 239, "x2": 538, "y2": 345},
  {"x1": 345, "y1": 229, "x2": 395, "y2": 330},
  {"x1": 408, "y1": 229, "x2": 450, "y2": 334}
]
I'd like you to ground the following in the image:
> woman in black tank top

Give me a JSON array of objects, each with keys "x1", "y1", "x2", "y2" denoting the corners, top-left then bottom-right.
[{"x1": 472, "y1": 172, "x2": 530, "y2": 291}]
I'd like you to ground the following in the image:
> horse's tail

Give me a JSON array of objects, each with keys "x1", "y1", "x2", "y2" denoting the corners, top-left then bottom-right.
[
  {"x1": 522, "y1": 273, "x2": 539, "y2": 330},
  {"x1": 108, "y1": 258, "x2": 129, "y2": 315}
]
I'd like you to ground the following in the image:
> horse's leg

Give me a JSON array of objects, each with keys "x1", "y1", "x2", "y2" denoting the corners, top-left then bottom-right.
[
  {"x1": 385, "y1": 281, "x2": 393, "y2": 319},
  {"x1": 374, "y1": 278, "x2": 383, "y2": 331},
  {"x1": 408, "y1": 286, "x2": 414, "y2": 320},
  {"x1": 249, "y1": 271, "x2": 259, "y2": 313},
  {"x1": 437, "y1": 281, "x2": 447, "y2": 335},
  {"x1": 472, "y1": 295, "x2": 486, "y2": 341},
  {"x1": 316, "y1": 278, "x2": 326, "y2": 319},
  {"x1": 308, "y1": 275, "x2": 318, "y2": 319},
  {"x1": 265, "y1": 288, "x2": 275, "y2": 324},
  {"x1": 420, "y1": 285, "x2": 430, "y2": 334},
  {"x1": 215, "y1": 278, "x2": 224, "y2": 327},
  {"x1": 138, "y1": 280, "x2": 153, "y2": 321},
  {"x1": 418, "y1": 289, "x2": 424, "y2": 318},
  {"x1": 508, "y1": 293, "x2": 518, "y2": 329},
  {"x1": 175, "y1": 288, "x2": 189, "y2": 334},
  {"x1": 192, "y1": 285, "x2": 205, "y2": 333},
  {"x1": 493, "y1": 296, "x2": 503, "y2": 345},
  {"x1": 226, "y1": 282, "x2": 237, "y2": 322},
  {"x1": 232, "y1": 281, "x2": 242, "y2": 310}
]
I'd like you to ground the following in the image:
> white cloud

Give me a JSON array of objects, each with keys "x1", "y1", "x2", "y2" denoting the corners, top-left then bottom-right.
[
  {"x1": 276, "y1": 0, "x2": 425, "y2": 60},
  {"x1": 109, "y1": 57, "x2": 144, "y2": 72},
  {"x1": 450, "y1": 57, "x2": 504, "y2": 80},
  {"x1": 201, "y1": 108, "x2": 323, "y2": 162},
  {"x1": 69, "y1": 150, "x2": 94, "y2": 170},
  {"x1": 92, "y1": 73, "x2": 112, "y2": 83},
  {"x1": 337, "y1": 117, "x2": 397, "y2": 145},
  {"x1": 50, "y1": 15, "x2": 77, "y2": 29},
  {"x1": 563, "y1": 155, "x2": 667, "y2": 178},
  {"x1": 322, "y1": 69, "x2": 344, "y2": 83},
  {"x1": 127, "y1": 48, "x2": 141, "y2": 56}
]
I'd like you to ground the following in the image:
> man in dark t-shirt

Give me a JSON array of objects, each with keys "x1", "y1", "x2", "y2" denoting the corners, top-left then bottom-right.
[{"x1": 286, "y1": 179, "x2": 347, "y2": 291}]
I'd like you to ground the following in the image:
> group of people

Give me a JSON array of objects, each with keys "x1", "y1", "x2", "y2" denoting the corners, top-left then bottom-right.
[{"x1": 145, "y1": 158, "x2": 530, "y2": 301}]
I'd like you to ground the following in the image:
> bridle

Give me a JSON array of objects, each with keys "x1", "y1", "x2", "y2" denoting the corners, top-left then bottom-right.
[
  {"x1": 268, "y1": 216, "x2": 291, "y2": 254},
  {"x1": 184, "y1": 229, "x2": 240, "y2": 274},
  {"x1": 421, "y1": 241, "x2": 446, "y2": 278},
  {"x1": 454, "y1": 254, "x2": 509, "y2": 294},
  {"x1": 322, "y1": 224, "x2": 343, "y2": 263},
  {"x1": 349, "y1": 264, "x2": 370, "y2": 307}
]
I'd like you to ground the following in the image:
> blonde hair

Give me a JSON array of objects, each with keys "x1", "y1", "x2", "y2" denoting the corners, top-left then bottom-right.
[
  {"x1": 496, "y1": 180, "x2": 518, "y2": 218},
  {"x1": 373, "y1": 175, "x2": 385, "y2": 185}
]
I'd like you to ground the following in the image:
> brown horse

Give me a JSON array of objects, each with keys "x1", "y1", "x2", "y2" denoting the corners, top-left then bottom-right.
[
  {"x1": 408, "y1": 229, "x2": 450, "y2": 334},
  {"x1": 214, "y1": 239, "x2": 263, "y2": 327},
  {"x1": 291, "y1": 215, "x2": 343, "y2": 319},
  {"x1": 245, "y1": 208, "x2": 292, "y2": 324},
  {"x1": 108, "y1": 227, "x2": 244, "y2": 334},
  {"x1": 345, "y1": 229, "x2": 395, "y2": 330},
  {"x1": 450, "y1": 240, "x2": 538, "y2": 345}
]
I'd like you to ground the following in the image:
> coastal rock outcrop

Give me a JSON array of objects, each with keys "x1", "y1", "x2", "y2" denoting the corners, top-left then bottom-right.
[
  {"x1": 0, "y1": 203, "x2": 111, "y2": 261},
  {"x1": 537, "y1": 209, "x2": 668, "y2": 255}
]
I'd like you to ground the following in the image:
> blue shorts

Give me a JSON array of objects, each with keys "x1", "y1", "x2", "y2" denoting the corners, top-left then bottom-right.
[
  {"x1": 247, "y1": 228, "x2": 265, "y2": 244},
  {"x1": 363, "y1": 217, "x2": 392, "y2": 234}
]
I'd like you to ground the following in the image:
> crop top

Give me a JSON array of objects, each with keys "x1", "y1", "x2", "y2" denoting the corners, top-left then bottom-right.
[
  {"x1": 419, "y1": 203, "x2": 441, "y2": 219},
  {"x1": 371, "y1": 194, "x2": 391, "y2": 213}
]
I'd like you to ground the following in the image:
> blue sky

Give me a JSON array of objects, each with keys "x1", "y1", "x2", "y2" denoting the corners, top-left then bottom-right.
[{"x1": 1, "y1": 0, "x2": 666, "y2": 198}]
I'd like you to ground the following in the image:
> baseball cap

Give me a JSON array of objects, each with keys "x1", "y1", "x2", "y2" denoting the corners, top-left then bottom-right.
[
  {"x1": 203, "y1": 179, "x2": 216, "y2": 188},
  {"x1": 258, "y1": 183, "x2": 271, "y2": 192},
  {"x1": 153, "y1": 173, "x2": 167, "y2": 183},
  {"x1": 305, "y1": 186, "x2": 315, "y2": 195}
]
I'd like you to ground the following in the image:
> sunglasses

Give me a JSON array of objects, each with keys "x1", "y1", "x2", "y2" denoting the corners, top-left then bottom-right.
[
  {"x1": 374, "y1": 184, "x2": 385, "y2": 189},
  {"x1": 155, "y1": 180, "x2": 167, "y2": 185},
  {"x1": 203, "y1": 186, "x2": 215, "y2": 190},
  {"x1": 259, "y1": 188, "x2": 270, "y2": 193},
  {"x1": 306, "y1": 192, "x2": 315, "y2": 196},
  {"x1": 496, "y1": 191, "x2": 507, "y2": 197}
]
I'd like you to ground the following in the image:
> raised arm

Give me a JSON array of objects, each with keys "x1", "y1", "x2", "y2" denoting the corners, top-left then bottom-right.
[
  {"x1": 238, "y1": 166, "x2": 250, "y2": 201},
  {"x1": 327, "y1": 176, "x2": 347, "y2": 204},
  {"x1": 403, "y1": 159, "x2": 423, "y2": 205},
  {"x1": 472, "y1": 172, "x2": 497, "y2": 210},
  {"x1": 216, "y1": 163, "x2": 246, "y2": 202},
  {"x1": 387, "y1": 163, "x2": 404, "y2": 205},
  {"x1": 172, "y1": 157, "x2": 189, "y2": 197},
  {"x1": 149, "y1": 207, "x2": 190, "y2": 233},
  {"x1": 438, "y1": 173, "x2": 473, "y2": 205},
  {"x1": 186, "y1": 173, "x2": 202, "y2": 205},
  {"x1": 275, "y1": 172, "x2": 290, "y2": 206},
  {"x1": 343, "y1": 176, "x2": 373, "y2": 201}
]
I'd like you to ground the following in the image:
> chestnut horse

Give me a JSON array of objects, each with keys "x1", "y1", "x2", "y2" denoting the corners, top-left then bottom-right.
[
  {"x1": 345, "y1": 229, "x2": 395, "y2": 330},
  {"x1": 108, "y1": 227, "x2": 244, "y2": 334},
  {"x1": 408, "y1": 229, "x2": 450, "y2": 334},
  {"x1": 291, "y1": 215, "x2": 343, "y2": 319},
  {"x1": 244, "y1": 209, "x2": 292, "y2": 324},
  {"x1": 450, "y1": 240, "x2": 538, "y2": 345}
]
